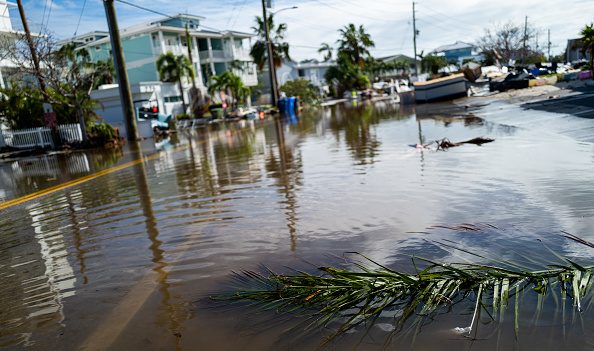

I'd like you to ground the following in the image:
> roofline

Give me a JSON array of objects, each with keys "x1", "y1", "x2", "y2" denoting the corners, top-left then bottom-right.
[{"x1": 75, "y1": 24, "x2": 252, "y2": 50}]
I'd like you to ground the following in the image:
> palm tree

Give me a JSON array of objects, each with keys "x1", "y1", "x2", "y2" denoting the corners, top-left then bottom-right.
[
  {"x1": 208, "y1": 71, "x2": 250, "y2": 109},
  {"x1": 156, "y1": 51, "x2": 194, "y2": 114},
  {"x1": 581, "y1": 23, "x2": 594, "y2": 75},
  {"x1": 92, "y1": 59, "x2": 115, "y2": 88},
  {"x1": 318, "y1": 42, "x2": 333, "y2": 62},
  {"x1": 336, "y1": 24, "x2": 375, "y2": 68},
  {"x1": 250, "y1": 14, "x2": 291, "y2": 70}
]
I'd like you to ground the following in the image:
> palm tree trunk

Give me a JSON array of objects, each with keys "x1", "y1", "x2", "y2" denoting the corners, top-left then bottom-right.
[{"x1": 178, "y1": 79, "x2": 187, "y2": 114}]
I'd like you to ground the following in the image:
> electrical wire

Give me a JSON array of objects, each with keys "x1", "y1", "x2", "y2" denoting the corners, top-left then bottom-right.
[
  {"x1": 43, "y1": 0, "x2": 54, "y2": 30},
  {"x1": 73, "y1": 0, "x2": 88, "y2": 36}
]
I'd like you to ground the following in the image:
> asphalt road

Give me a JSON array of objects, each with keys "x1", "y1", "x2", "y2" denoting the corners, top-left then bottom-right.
[{"x1": 523, "y1": 92, "x2": 594, "y2": 119}]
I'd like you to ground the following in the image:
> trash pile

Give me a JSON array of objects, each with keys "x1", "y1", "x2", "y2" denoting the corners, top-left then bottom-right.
[{"x1": 457, "y1": 60, "x2": 594, "y2": 94}]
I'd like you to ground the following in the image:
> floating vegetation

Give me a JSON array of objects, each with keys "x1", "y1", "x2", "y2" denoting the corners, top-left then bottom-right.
[{"x1": 212, "y1": 233, "x2": 594, "y2": 344}]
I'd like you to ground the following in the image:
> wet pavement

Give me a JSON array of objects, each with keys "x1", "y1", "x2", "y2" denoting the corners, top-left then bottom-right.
[{"x1": 1, "y1": 98, "x2": 594, "y2": 350}]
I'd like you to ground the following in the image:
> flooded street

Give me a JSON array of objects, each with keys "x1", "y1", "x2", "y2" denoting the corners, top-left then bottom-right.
[{"x1": 2, "y1": 99, "x2": 594, "y2": 350}]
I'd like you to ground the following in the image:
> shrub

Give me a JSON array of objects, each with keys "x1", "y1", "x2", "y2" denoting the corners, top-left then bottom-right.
[
  {"x1": 90, "y1": 123, "x2": 116, "y2": 144},
  {"x1": 280, "y1": 79, "x2": 320, "y2": 105}
]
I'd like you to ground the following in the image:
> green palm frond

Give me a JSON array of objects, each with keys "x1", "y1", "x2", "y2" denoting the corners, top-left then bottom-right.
[{"x1": 213, "y1": 234, "x2": 594, "y2": 343}]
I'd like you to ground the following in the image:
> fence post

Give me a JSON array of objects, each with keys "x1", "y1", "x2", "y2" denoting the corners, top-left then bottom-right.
[{"x1": 37, "y1": 128, "x2": 43, "y2": 148}]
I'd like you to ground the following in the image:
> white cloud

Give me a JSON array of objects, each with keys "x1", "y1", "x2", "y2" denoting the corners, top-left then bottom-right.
[{"x1": 19, "y1": 0, "x2": 594, "y2": 60}]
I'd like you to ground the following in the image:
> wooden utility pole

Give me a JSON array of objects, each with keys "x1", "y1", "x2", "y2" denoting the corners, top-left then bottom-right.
[
  {"x1": 103, "y1": 0, "x2": 139, "y2": 140},
  {"x1": 547, "y1": 29, "x2": 551, "y2": 61},
  {"x1": 412, "y1": 1, "x2": 419, "y2": 75},
  {"x1": 16, "y1": 0, "x2": 47, "y2": 96},
  {"x1": 261, "y1": 0, "x2": 278, "y2": 106},
  {"x1": 16, "y1": 0, "x2": 61, "y2": 147},
  {"x1": 522, "y1": 16, "x2": 528, "y2": 63}
]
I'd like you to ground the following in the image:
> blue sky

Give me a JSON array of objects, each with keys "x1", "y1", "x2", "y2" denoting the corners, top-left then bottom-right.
[{"x1": 14, "y1": 0, "x2": 594, "y2": 61}]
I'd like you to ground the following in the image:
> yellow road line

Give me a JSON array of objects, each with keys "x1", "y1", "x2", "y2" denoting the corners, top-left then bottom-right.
[{"x1": 0, "y1": 145, "x2": 189, "y2": 211}]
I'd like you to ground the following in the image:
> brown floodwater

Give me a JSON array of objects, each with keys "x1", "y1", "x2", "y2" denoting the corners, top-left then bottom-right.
[{"x1": 1, "y1": 99, "x2": 594, "y2": 350}]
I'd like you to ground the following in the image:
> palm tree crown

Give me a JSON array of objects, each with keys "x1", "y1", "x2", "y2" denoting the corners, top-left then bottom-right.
[
  {"x1": 156, "y1": 52, "x2": 194, "y2": 114},
  {"x1": 318, "y1": 43, "x2": 333, "y2": 62},
  {"x1": 336, "y1": 24, "x2": 375, "y2": 68},
  {"x1": 581, "y1": 23, "x2": 594, "y2": 74},
  {"x1": 250, "y1": 14, "x2": 291, "y2": 70},
  {"x1": 208, "y1": 71, "x2": 250, "y2": 109}
]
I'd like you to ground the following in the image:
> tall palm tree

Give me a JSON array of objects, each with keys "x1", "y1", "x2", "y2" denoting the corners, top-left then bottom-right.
[
  {"x1": 336, "y1": 24, "x2": 375, "y2": 68},
  {"x1": 581, "y1": 23, "x2": 594, "y2": 75},
  {"x1": 318, "y1": 42, "x2": 333, "y2": 62},
  {"x1": 250, "y1": 14, "x2": 291, "y2": 70},
  {"x1": 156, "y1": 51, "x2": 194, "y2": 114}
]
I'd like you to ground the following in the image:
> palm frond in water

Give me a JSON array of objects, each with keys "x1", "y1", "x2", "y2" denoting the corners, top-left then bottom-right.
[{"x1": 213, "y1": 236, "x2": 594, "y2": 341}]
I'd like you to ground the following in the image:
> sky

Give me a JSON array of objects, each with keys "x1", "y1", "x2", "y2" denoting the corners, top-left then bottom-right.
[{"x1": 13, "y1": 0, "x2": 594, "y2": 61}]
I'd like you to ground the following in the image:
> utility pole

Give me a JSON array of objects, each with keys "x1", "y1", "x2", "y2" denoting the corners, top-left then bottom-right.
[
  {"x1": 16, "y1": 0, "x2": 46, "y2": 96},
  {"x1": 412, "y1": 1, "x2": 419, "y2": 76},
  {"x1": 522, "y1": 16, "x2": 528, "y2": 63},
  {"x1": 261, "y1": 0, "x2": 278, "y2": 106},
  {"x1": 16, "y1": 0, "x2": 61, "y2": 147},
  {"x1": 103, "y1": 0, "x2": 139, "y2": 141},
  {"x1": 547, "y1": 29, "x2": 551, "y2": 61}
]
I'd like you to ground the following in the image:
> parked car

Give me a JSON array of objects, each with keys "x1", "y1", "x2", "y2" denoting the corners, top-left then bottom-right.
[{"x1": 134, "y1": 99, "x2": 172, "y2": 131}]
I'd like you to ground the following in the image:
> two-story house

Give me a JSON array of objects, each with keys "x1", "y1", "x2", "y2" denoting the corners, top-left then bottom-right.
[
  {"x1": 432, "y1": 41, "x2": 482, "y2": 65},
  {"x1": 65, "y1": 14, "x2": 258, "y2": 92}
]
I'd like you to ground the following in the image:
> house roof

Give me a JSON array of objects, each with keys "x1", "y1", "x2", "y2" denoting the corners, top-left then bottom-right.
[
  {"x1": 377, "y1": 54, "x2": 415, "y2": 63},
  {"x1": 432, "y1": 41, "x2": 475, "y2": 53},
  {"x1": 68, "y1": 14, "x2": 253, "y2": 49}
]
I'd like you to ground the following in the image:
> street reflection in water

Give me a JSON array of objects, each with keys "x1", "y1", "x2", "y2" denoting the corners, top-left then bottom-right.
[{"x1": 1, "y1": 101, "x2": 594, "y2": 350}]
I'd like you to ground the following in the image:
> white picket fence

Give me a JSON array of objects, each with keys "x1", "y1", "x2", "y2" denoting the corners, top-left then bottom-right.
[{"x1": 0, "y1": 124, "x2": 83, "y2": 149}]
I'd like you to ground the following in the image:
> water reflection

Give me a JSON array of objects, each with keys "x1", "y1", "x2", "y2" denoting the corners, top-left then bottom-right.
[{"x1": 0, "y1": 100, "x2": 593, "y2": 350}]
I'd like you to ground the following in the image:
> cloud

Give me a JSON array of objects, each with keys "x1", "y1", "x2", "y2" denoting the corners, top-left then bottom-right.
[{"x1": 17, "y1": 0, "x2": 594, "y2": 60}]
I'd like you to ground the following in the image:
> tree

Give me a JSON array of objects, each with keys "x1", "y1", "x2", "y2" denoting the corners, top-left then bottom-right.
[
  {"x1": 337, "y1": 24, "x2": 375, "y2": 69},
  {"x1": 324, "y1": 24, "x2": 375, "y2": 96},
  {"x1": 421, "y1": 54, "x2": 448, "y2": 74},
  {"x1": 279, "y1": 79, "x2": 319, "y2": 105},
  {"x1": 156, "y1": 51, "x2": 194, "y2": 114},
  {"x1": 580, "y1": 23, "x2": 594, "y2": 74},
  {"x1": 92, "y1": 59, "x2": 115, "y2": 89},
  {"x1": 208, "y1": 71, "x2": 250, "y2": 109},
  {"x1": 250, "y1": 14, "x2": 291, "y2": 70},
  {"x1": 477, "y1": 21, "x2": 542, "y2": 65},
  {"x1": 318, "y1": 43, "x2": 333, "y2": 62}
]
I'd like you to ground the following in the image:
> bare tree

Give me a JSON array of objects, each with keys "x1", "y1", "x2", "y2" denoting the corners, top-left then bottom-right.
[{"x1": 477, "y1": 21, "x2": 543, "y2": 65}]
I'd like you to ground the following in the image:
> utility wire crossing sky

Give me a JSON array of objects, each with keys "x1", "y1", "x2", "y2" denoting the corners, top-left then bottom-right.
[{"x1": 16, "y1": 0, "x2": 594, "y2": 61}]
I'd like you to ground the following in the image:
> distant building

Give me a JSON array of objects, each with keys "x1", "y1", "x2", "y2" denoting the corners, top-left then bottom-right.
[
  {"x1": 62, "y1": 14, "x2": 259, "y2": 96},
  {"x1": 432, "y1": 41, "x2": 482, "y2": 64},
  {"x1": 566, "y1": 38, "x2": 591, "y2": 63},
  {"x1": 258, "y1": 59, "x2": 335, "y2": 102},
  {"x1": 277, "y1": 60, "x2": 335, "y2": 87},
  {"x1": 376, "y1": 54, "x2": 416, "y2": 78}
]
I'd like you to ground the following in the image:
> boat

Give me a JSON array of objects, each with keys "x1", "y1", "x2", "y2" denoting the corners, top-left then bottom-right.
[{"x1": 413, "y1": 73, "x2": 468, "y2": 103}]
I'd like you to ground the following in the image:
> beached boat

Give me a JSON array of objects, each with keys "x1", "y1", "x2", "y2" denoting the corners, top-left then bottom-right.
[{"x1": 413, "y1": 73, "x2": 468, "y2": 103}]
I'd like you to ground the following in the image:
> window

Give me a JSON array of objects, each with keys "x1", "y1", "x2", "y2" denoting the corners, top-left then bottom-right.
[
  {"x1": 164, "y1": 96, "x2": 183, "y2": 103},
  {"x1": 298, "y1": 69, "x2": 305, "y2": 77},
  {"x1": 211, "y1": 39, "x2": 223, "y2": 51},
  {"x1": 198, "y1": 39, "x2": 208, "y2": 51}
]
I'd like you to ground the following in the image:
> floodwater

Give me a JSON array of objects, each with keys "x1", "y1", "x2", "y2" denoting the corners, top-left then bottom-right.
[{"x1": 1, "y1": 98, "x2": 594, "y2": 350}]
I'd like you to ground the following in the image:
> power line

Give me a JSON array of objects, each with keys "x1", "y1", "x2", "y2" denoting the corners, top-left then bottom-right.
[
  {"x1": 114, "y1": 0, "x2": 225, "y2": 32},
  {"x1": 73, "y1": 0, "x2": 88, "y2": 36},
  {"x1": 43, "y1": 0, "x2": 54, "y2": 30}
]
